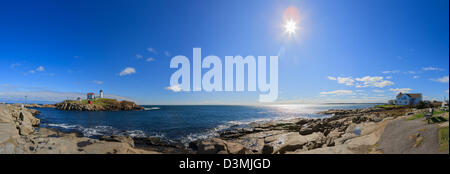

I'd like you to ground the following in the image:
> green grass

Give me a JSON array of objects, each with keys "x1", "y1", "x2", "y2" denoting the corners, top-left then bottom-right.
[
  {"x1": 375, "y1": 105, "x2": 405, "y2": 109},
  {"x1": 66, "y1": 98, "x2": 117, "y2": 106},
  {"x1": 406, "y1": 109, "x2": 449, "y2": 121},
  {"x1": 406, "y1": 113, "x2": 424, "y2": 120},
  {"x1": 438, "y1": 126, "x2": 449, "y2": 153}
]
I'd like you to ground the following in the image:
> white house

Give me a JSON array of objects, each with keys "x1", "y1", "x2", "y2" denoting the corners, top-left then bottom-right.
[{"x1": 395, "y1": 93, "x2": 422, "y2": 105}]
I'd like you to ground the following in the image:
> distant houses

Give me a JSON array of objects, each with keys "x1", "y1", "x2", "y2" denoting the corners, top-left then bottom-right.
[{"x1": 390, "y1": 92, "x2": 423, "y2": 105}]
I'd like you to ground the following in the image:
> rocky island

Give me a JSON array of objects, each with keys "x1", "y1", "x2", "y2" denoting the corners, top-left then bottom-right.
[{"x1": 55, "y1": 98, "x2": 144, "y2": 111}]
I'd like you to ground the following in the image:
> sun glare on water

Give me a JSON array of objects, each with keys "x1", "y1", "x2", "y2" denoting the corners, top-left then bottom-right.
[{"x1": 284, "y1": 19, "x2": 297, "y2": 35}]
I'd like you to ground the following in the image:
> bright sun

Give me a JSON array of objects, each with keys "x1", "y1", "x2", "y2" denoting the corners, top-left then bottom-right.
[{"x1": 284, "y1": 19, "x2": 297, "y2": 35}]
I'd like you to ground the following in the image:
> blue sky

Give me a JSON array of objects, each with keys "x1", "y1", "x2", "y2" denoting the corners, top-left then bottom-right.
[{"x1": 0, "y1": 0, "x2": 448, "y2": 104}]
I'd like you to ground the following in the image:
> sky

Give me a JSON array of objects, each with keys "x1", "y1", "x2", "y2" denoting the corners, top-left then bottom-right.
[{"x1": 0, "y1": 0, "x2": 449, "y2": 105}]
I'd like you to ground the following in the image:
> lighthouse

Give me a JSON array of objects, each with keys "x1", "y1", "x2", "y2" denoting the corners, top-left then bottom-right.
[{"x1": 99, "y1": 90, "x2": 104, "y2": 98}]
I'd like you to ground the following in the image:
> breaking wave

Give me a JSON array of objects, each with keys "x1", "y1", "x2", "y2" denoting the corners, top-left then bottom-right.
[{"x1": 45, "y1": 123, "x2": 147, "y2": 138}]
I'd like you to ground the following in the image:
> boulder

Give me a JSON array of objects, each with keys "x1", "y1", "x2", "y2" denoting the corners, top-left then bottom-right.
[
  {"x1": 264, "y1": 132, "x2": 324, "y2": 154},
  {"x1": 189, "y1": 138, "x2": 227, "y2": 154},
  {"x1": 189, "y1": 138, "x2": 246, "y2": 154},
  {"x1": 299, "y1": 127, "x2": 314, "y2": 135}
]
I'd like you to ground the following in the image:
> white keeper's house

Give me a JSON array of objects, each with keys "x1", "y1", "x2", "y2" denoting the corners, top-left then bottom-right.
[{"x1": 395, "y1": 92, "x2": 423, "y2": 105}]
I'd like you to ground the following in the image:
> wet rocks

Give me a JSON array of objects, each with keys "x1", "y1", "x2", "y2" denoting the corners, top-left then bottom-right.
[{"x1": 100, "y1": 135, "x2": 135, "y2": 148}]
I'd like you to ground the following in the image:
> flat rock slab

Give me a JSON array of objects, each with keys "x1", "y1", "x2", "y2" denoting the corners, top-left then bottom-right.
[{"x1": 376, "y1": 117, "x2": 443, "y2": 154}]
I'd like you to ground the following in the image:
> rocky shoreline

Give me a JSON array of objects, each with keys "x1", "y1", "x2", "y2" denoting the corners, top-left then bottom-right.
[
  {"x1": 1, "y1": 103, "x2": 421, "y2": 154},
  {"x1": 189, "y1": 106, "x2": 419, "y2": 154},
  {"x1": 0, "y1": 104, "x2": 184, "y2": 154}
]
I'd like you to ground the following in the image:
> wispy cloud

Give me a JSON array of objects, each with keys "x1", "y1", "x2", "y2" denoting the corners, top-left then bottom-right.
[
  {"x1": 166, "y1": 85, "x2": 182, "y2": 92},
  {"x1": 382, "y1": 70, "x2": 399, "y2": 74},
  {"x1": 10, "y1": 63, "x2": 21, "y2": 69},
  {"x1": 146, "y1": 57, "x2": 155, "y2": 62},
  {"x1": 423, "y1": 67, "x2": 444, "y2": 71},
  {"x1": 413, "y1": 76, "x2": 420, "y2": 79},
  {"x1": 36, "y1": 66, "x2": 45, "y2": 72},
  {"x1": 372, "y1": 89, "x2": 384, "y2": 93},
  {"x1": 147, "y1": 48, "x2": 157, "y2": 54},
  {"x1": 431, "y1": 76, "x2": 449, "y2": 83},
  {"x1": 136, "y1": 54, "x2": 143, "y2": 59},
  {"x1": 164, "y1": 51, "x2": 171, "y2": 57},
  {"x1": 355, "y1": 76, "x2": 394, "y2": 88},
  {"x1": 328, "y1": 76, "x2": 354, "y2": 86},
  {"x1": 119, "y1": 67, "x2": 136, "y2": 76},
  {"x1": 329, "y1": 76, "x2": 394, "y2": 88},
  {"x1": 389, "y1": 88, "x2": 413, "y2": 94},
  {"x1": 93, "y1": 80, "x2": 103, "y2": 85},
  {"x1": 320, "y1": 90, "x2": 355, "y2": 96}
]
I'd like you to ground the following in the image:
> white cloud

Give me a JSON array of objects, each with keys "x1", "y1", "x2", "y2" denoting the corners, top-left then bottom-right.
[
  {"x1": 389, "y1": 88, "x2": 413, "y2": 94},
  {"x1": 146, "y1": 57, "x2": 155, "y2": 62},
  {"x1": 136, "y1": 54, "x2": 143, "y2": 59},
  {"x1": 385, "y1": 76, "x2": 392, "y2": 79},
  {"x1": 166, "y1": 85, "x2": 182, "y2": 92},
  {"x1": 329, "y1": 75, "x2": 394, "y2": 88},
  {"x1": 336, "y1": 77, "x2": 355, "y2": 86},
  {"x1": 36, "y1": 66, "x2": 45, "y2": 72},
  {"x1": 382, "y1": 70, "x2": 399, "y2": 74},
  {"x1": 372, "y1": 89, "x2": 384, "y2": 93},
  {"x1": 413, "y1": 76, "x2": 420, "y2": 79},
  {"x1": 29, "y1": 70, "x2": 35, "y2": 74},
  {"x1": 445, "y1": 89, "x2": 449, "y2": 94},
  {"x1": 327, "y1": 76, "x2": 337, "y2": 80},
  {"x1": 423, "y1": 67, "x2": 443, "y2": 71},
  {"x1": 119, "y1": 67, "x2": 136, "y2": 76},
  {"x1": 355, "y1": 76, "x2": 394, "y2": 88},
  {"x1": 431, "y1": 76, "x2": 449, "y2": 83},
  {"x1": 320, "y1": 90, "x2": 355, "y2": 96},
  {"x1": 93, "y1": 80, "x2": 103, "y2": 85},
  {"x1": 147, "y1": 48, "x2": 157, "y2": 54}
]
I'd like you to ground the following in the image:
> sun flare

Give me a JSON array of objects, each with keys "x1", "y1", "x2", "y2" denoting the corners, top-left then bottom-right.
[{"x1": 284, "y1": 19, "x2": 297, "y2": 35}]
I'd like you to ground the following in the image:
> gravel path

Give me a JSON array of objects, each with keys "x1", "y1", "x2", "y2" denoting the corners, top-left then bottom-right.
[{"x1": 376, "y1": 116, "x2": 444, "y2": 154}]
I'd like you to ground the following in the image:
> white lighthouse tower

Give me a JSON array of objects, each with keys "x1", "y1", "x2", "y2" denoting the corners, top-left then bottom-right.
[{"x1": 99, "y1": 90, "x2": 104, "y2": 98}]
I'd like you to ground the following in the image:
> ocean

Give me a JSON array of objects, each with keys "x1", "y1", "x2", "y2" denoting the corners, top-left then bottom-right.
[{"x1": 33, "y1": 104, "x2": 377, "y2": 144}]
